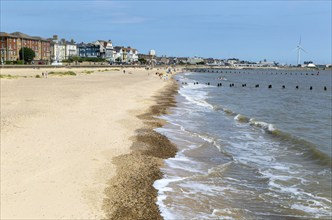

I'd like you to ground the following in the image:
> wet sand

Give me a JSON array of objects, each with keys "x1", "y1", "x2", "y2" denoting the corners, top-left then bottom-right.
[{"x1": 103, "y1": 82, "x2": 179, "y2": 219}]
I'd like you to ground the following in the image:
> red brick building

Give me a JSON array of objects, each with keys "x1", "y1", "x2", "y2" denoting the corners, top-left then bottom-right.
[{"x1": 0, "y1": 32, "x2": 51, "y2": 64}]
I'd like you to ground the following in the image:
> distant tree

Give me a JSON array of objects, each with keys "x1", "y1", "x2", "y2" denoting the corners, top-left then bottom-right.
[
  {"x1": 19, "y1": 47, "x2": 35, "y2": 64},
  {"x1": 69, "y1": 56, "x2": 81, "y2": 64},
  {"x1": 138, "y1": 58, "x2": 147, "y2": 64},
  {"x1": 115, "y1": 57, "x2": 122, "y2": 63}
]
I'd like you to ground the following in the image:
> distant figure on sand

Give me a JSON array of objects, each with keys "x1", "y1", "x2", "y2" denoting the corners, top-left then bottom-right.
[{"x1": 123, "y1": 70, "x2": 126, "y2": 74}]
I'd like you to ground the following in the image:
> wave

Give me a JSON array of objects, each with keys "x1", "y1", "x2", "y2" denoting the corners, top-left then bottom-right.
[
  {"x1": 178, "y1": 86, "x2": 214, "y2": 110},
  {"x1": 270, "y1": 130, "x2": 332, "y2": 167},
  {"x1": 154, "y1": 176, "x2": 187, "y2": 220},
  {"x1": 248, "y1": 118, "x2": 276, "y2": 133},
  {"x1": 234, "y1": 114, "x2": 250, "y2": 123},
  {"x1": 212, "y1": 106, "x2": 332, "y2": 167},
  {"x1": 207, "y1": 161, "x2": 234, "y2": 178}
]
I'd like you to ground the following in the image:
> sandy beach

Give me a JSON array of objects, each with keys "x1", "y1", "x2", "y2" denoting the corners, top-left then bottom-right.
[{"x1": 0, "y1": 67, "x2": 177, "y2": 219}]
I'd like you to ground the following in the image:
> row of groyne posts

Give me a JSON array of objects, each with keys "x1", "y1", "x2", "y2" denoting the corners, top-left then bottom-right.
[
  {"x1": 189, "y1": 68, "x2": 319, "y2": 76},
  {"x1": 183, "y1": 68, "x2": 329, "y2": 91}
]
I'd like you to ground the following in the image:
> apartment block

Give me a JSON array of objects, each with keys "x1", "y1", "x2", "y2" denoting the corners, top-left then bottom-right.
[{"x1": 0, "y1": 32, "x2": 51, "y2": 63}]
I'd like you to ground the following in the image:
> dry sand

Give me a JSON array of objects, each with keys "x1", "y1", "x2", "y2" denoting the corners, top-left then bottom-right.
[{"x1": 0, "y1": 67, "x2": 177, "y2": 219}]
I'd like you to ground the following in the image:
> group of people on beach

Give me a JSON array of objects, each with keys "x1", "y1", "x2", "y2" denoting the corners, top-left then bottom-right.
[{"x1": 155, "y1": 71, "x2": 171, "y2": 80}]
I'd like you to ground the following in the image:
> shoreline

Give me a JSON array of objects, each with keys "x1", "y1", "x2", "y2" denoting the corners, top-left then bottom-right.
[{"x1": 102, "y1": 80, "x2": 179, "y2": 219}]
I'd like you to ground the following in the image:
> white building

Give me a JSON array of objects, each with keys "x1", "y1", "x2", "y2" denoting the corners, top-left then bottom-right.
[
  {"x1": 50, "y1": 35, "x2": 66, "y2": 64},
  {"x1": 113, "y1": 46, "x2": 126, "y2": 63},
  {"x1": 149, "y1": 49, "x2": 156, "y2": 56},
  {"x1": 187, "y1": 57, "x2": 204, "y2": 65},
  {"x1": 113, "y1": 46, "x2": 138, "y2": 63},
  {"x1": 256, "y1": 61, "x2": 275, "y2": 67},
  {"x1": 65, "y1": 39, "x2": 77, "y2": 59},
  {"x1": 226, "y1": 58, "x2": 239, "y2": 66},
  {"x1": 50, "y1": 35, "x2": 76, "y2": 64},
  {"x1": 126, "y1": 48, "x2": 138, "y2": 63}
]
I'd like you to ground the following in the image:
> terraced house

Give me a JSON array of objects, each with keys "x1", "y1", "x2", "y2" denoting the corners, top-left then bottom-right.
[
  {"x1": 77, "y1": 42, "x2": 100, "y2": 58},
  {"x1": 94, "y1": 40, "x2": 114, "y2": 62},
  {"x1": 0, "y1": 32, "x2": 51, "y2": 64},
  {"x1": 113, "y1": 46, "x2": 138, "y2": 64},
  {"x1": 50, "y1": 35, "x2": 78, "y2": 64}
]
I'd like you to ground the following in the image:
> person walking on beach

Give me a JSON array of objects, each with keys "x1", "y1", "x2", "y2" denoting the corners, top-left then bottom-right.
[{"x1": 123, "y1": 70, "x2": 126, "y2": 74}]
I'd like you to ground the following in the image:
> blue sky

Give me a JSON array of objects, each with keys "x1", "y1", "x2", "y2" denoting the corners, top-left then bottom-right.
[{"x1": 1, "y1": 0, "x2": 331, "y2": 64}]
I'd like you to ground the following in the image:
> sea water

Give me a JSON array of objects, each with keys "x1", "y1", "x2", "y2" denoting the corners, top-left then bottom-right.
[{"x1": 154, "y1": 69, "x2": 332, "y2": 219}]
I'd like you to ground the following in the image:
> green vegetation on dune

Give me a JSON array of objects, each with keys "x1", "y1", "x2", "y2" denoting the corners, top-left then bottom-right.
[
  {"x1": 97, "y1": 68, "x2": 120, "y2": 72},
  {"x1": 48, "y1": 71, "x2": 77, "y2": 76},
  {"x1": 0, "y1": 74, "x2": 26, "y2": 79},
  {"x1": 98, "y1": 69, "x2": 110, "y2": 72},
  {"x1": 82, "y1": 70, "x2": 94, "y2": 74}
]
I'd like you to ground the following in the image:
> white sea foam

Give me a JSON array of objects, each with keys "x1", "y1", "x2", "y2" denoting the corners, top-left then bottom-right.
[
  {"x1": 234, "y1": 114, "x2": 249, "y2": 122},
  {"x1": 249, "y1": 118, "x2": 276, "y2": 132},
  {"x1": 291, "y1": 203, "x2": 332, "y2": 218},
  {"x1": 207, "y1": 161, "x2": 233, "y2": 176},
  {"x1": 211, "y1": 208, "x2": 250, "y2": 220},
  {"x1": 154, "y1": 176, "x2": 187, "y2": 220},
  {"x1": 164, "y1": 157, "x2": 205, "y2": 174},
  {"x1": 178, "y1": 182, "x2": 228, "y2": 196},
  {"x1": 178, "y1": 86, "x2": 214, "y2": 109}
]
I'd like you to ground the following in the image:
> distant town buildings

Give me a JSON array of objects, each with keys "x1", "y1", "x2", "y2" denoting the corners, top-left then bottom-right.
[
  {"x1": 0, "y1": 31, "x2": 139, "y2": 65},
  {"x1": 0, "y1": 31, "x2": 330, "y2": 68}
]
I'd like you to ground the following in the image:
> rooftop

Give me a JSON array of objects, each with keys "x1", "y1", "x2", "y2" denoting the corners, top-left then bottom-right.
[{"x1": 0, "y1": 31, "x2": 50, "y2": 41}]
